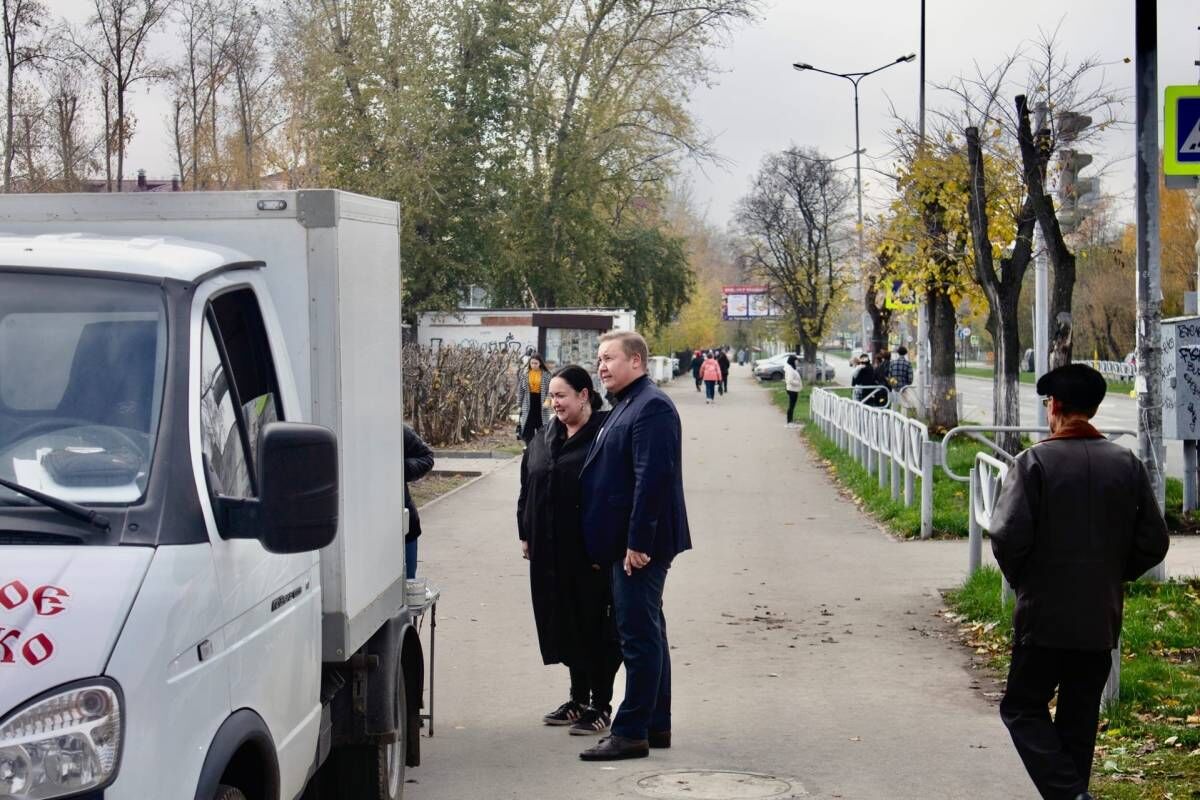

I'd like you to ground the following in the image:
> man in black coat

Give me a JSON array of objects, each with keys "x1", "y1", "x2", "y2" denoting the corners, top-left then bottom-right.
[
  {"x1": 578, "y1": 331, "x2": 692, "y2": 761},
  {"x1": 403, "y1": 425, "x2": 436, "y2": 579},
  {"x1": 716, "y1": 349, "x2": 730, "y2": 394},
  {"x1": 989, "y1": 364, "x2": 1169, "y2": 800}
]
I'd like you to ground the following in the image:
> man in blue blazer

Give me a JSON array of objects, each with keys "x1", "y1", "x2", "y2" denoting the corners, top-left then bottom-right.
[{"x1": 578, "y1": 331, "x2": 692, "y2": 761}]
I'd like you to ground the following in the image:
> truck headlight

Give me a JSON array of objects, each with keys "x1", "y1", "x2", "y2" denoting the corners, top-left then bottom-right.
[{"x1": 0, "y1": 681, "x2": 122, "y2": 799}]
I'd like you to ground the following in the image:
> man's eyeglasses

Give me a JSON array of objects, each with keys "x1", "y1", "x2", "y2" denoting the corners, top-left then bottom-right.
[{"x1": 1040, "y1": 397, "x2": 1051, "y2": 407}]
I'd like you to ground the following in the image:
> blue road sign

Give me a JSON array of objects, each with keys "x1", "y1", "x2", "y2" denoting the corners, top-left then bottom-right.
[
  {"x1": 1165, "y1": 86, "x2": 1200, "y2": 176},
  {"x1": 1177, "y1": 98, "x2": 1200, "y2": 163}
]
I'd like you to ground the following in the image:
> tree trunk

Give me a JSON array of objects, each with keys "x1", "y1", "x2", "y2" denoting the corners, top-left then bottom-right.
[
  {"x1": 1016, "y1": 95, "x2": 1077, "y2": 369},
  {"x1": 927, "y1": 286, "x2": 959, "y2": 432},
  {"x1": 102, "y1": 77, "x2": 112, "y2": 192},
  {"x1": 966, "y1": 122, "x2": 1036, "y2": 454},
  {"x1": 992, "y1": 287, "x2": 1023, "y2": 454},
  {"x1": 115, "y1": 89, "x2": 125, "y2": 190},
  {"x1": 864, "y1": 274, "x2": 892, "y2": 355},
  {"x1": 4, "y1": 62, "x2": 14, "y2": 192},
  {"x1": 800, "y1": 338, "x2": 818, "y2": 383}
]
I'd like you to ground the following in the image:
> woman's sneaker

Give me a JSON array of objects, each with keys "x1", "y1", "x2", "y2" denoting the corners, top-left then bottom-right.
[
  {"x1": 569, "y1": 706, "x2": 612, "y2": 735},
  {"x1": 543, "y1": 700, "x2": 586, "y2": 726}
]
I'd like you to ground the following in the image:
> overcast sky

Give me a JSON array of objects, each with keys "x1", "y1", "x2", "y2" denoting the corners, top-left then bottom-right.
[
  {"x1": 687, "y1": 0, "x2": 1200, "y2": 226},
  {"x1": 56, "y1": 0, "x2": 1200, "y2": 229}
]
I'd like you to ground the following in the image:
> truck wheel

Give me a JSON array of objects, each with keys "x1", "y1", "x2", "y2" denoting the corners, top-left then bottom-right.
[
  {"x1": 321, "y1": 667, "x2": 408, "y2": 800},
  {"x1": 214, "y1": 786, "x2": 248, "y2": 800}
]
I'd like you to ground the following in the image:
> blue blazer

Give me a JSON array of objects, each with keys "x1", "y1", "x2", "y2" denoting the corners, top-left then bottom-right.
[{"x1": 580, "y1": 375, "x2": 692, "y2": 565}]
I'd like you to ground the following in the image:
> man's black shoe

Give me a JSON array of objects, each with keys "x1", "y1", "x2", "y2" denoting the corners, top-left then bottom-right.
[
  {"x1": 1074, "y1": 794, "x2": 1094, "y2": 800},
  {"x1": 579, "y1": 734, "x2": 649, "y2": 761},
  {"x1": 648, "y1": 730, "x2": 671, "y2": 749}
]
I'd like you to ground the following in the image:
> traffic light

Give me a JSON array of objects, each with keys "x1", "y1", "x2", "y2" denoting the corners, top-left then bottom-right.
[
  {"x1": 1057, "y1": 149, "x2": 1098, "y2": 231},
  {"x1": 1055, "y1": 111, "x2": 1096, "y2": 232}
]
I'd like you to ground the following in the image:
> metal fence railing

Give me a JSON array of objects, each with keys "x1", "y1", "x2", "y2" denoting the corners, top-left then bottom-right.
[
  {"x1": 1077, "y1": 359, "x2": 1135, "y2": 381},
  {"x1": 810, "y1": 387, "x2": 937, "y2": 539}
]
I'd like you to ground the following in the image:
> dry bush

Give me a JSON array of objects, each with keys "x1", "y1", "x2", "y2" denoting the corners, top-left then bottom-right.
[{"x1": 403, "y1": 344, "x2": 521, "y2": 445}]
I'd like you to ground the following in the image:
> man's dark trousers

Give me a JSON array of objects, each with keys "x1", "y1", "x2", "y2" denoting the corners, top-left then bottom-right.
[
  {"x1": 1000, "y1": 644, "x2": 1112, "y2": 800},
  {"x1": 610, "y1": 560, "x2": 671, "y2": 739}
]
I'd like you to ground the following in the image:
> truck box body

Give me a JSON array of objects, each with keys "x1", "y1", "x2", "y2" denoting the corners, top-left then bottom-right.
[{"x1": 0, "y1": 190, "x2": 407, "y2": 660}]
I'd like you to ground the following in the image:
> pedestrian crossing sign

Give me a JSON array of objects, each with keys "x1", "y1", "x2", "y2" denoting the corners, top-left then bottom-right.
[{"x1": 1165, "y1": 85, "x2": 1200, "y2": 176}]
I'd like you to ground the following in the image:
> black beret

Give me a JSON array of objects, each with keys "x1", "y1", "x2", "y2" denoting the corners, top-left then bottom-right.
[{"x1": 1035, "y1": 363, "x2": 1107, "y2": 410}]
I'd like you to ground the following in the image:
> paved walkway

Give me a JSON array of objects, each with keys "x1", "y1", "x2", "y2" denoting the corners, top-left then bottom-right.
[{"x1": 405, "y1": 367, "x2": 1184, "y2": 800}]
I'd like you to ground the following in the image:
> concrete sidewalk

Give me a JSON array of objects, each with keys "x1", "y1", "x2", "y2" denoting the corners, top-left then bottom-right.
[{"x1": 405, "y1": 367, "x2": 1050, "y2": 799}]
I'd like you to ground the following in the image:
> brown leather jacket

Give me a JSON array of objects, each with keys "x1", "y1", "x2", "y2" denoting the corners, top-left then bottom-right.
[{"x1": 989, "y1": 432, "x2": 1169, "y2": 650}]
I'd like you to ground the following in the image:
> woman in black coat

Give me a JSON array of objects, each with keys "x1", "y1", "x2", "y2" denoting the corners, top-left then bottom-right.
[{"x1": 517, "y1": 365, "x2": 622, "y2": 736}]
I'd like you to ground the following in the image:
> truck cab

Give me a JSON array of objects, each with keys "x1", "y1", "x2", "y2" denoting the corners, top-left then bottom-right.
[{"x1": 0, "y1": 191, "x2": 424, "y2": 800}]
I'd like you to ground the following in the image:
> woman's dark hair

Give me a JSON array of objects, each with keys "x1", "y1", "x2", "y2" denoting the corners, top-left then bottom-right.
[
  {"x1": 786, "y1": 355, "x2": 798, "y2": 369},
  {"x1": 552, "y1": 364, "x2": 602, "y2": 410},
  {"x1": 527, "y1": 352, "x2": 545, "y2": 370}
]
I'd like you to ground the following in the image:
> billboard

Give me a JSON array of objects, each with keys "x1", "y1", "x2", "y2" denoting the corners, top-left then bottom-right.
[{"x1": 722, "y1": 285, "x2": 784, "y2": 320}]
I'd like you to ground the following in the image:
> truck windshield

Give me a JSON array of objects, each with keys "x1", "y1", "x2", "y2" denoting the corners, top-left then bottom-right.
[{"x1": 0, "y1": 273, "x2": 167, "y2": 507}]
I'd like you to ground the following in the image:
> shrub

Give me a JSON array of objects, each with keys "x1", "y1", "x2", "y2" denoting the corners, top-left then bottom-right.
[{"x1": 403, "y1": 344, "x2": 521, "y2": 445}]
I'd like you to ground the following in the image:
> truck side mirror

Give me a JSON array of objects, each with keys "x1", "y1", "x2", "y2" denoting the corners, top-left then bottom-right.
[{"x1": 257, "y1": 421, "x2": 339, "y2": 554}]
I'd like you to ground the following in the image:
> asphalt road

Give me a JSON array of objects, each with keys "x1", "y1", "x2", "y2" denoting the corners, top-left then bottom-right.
[{"x1": 823, "y1": 355, "x2": 1184, "y2": 479}]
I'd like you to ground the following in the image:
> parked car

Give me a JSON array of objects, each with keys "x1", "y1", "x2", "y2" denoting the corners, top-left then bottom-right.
[{"x1": 753, "y1": 354, "x2": 835, "y2": 382}]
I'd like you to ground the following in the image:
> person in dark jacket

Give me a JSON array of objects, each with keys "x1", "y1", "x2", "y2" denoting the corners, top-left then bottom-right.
[
  {"x1": 689, "y1": 350, "x2": 703, "y2": 392},
  {"x1": 517, "y1": 365, "x2": 623, "y2": 736},
  {"x1": 578, "y1": 331, "x2": 692, "y2": 762},
  {"x1": 716, "y1": 349, "x2": 730, "y2": 394},
  {"x1": 403, "y1": 425, "x2": 436, "y2": 579},
  {"x1": 989, "y1": 363, "x2": 1169, "y2": 800},
  {"x1": 850, "y1": 354, "x2": 877, "y2": 403}
]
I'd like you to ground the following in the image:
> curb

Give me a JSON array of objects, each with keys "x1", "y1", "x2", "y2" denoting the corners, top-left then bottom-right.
[{"x1": 418, "y1": 455, "x2": 520, "y2": 512}]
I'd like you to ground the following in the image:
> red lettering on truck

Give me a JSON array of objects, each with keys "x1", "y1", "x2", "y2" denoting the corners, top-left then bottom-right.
[
  {"x1": 32, "y1": 585, "x2": 69, "y2": 616},
  {"x1": 0, "y1": 628, "x2": 56, "y2": 666}
]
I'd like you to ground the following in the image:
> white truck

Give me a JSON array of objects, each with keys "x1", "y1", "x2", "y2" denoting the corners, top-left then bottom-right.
[{"x1": 0, "y1": 190, "x2": 426, "y2": 800}]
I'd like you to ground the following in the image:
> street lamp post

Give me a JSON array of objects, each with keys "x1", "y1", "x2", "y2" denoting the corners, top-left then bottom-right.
[{"x1": 793, "y1": 53, "x2": 915, "y2": 354}]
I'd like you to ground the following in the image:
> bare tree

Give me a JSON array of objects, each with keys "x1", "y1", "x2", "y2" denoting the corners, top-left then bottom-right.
[
  {"x1": 967, "y1": 111, "x2": 1037, "y2": 455},
  {"x1": 66, "y1": 0, "x2": 171, "y2": 190},
  {"x1": 45, "y1": 59, "x2": 97, "y2": 191},
  {"x1": 734, "y1": 147, "x2": 854, "y2": 377},
  {"x1": 226, "y1": 2, "x2": 273, "y2": 187},
  {"x1": 2, "y1": 0, "x2": 47, "y2": 191}
]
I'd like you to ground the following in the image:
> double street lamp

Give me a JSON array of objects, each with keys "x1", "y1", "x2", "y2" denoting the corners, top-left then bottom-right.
[{"x1": 793, "y1": 53, "x2": 915, "y2": 351}]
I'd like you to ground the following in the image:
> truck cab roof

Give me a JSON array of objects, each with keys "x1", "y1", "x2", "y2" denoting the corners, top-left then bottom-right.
[{"x1": 0, "y1": 233, "x2": 260, "y2": 283}]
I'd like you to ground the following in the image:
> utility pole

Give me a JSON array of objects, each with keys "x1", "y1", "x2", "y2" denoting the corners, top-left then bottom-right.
[
  {"x1": 916, "y1": 0, "x2": 930, "y2": 414},
  {"x1": 1033, "y1": 103, "x2": 1049, "y2": 440},
  {"x1": 1135, "y1": 0, "x2": 1167, "y2": 580}
]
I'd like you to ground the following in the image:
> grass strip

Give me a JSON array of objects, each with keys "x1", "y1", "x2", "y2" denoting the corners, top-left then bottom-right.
[
  {"x1": 768, "y1": 384, "x2": 981, "y2": 539},
  {"x1": 767, "y1": 381, "x2": 1195, "y2": 536},
  {"x1": 956, "y1": 365, "x2": 1135, "y2": 395},
  {"x1": 944, "y1": 567, "x2": 1200, "y2": 798}
]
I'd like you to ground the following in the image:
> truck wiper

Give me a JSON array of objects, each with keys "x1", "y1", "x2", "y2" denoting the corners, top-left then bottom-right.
[{"x1": 0, "y1": 476, "x2": 111, "y2": 531}]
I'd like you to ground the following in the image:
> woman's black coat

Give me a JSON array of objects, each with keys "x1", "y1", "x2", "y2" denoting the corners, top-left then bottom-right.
[{"x1": 516, "y1": 410, "x2": 615, "y2": 666}]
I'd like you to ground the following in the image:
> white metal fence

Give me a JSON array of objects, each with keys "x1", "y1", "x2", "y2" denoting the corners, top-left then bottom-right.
[
  {"x1": 1077, "y1": 359, "x2": 1135, "y2": 381},
  {"x1": 810, "y1": 387, "x2": 937, "y2": 539}
]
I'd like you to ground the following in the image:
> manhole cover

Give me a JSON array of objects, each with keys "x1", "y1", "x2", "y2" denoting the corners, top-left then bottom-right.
[{"x1": 635, "y1": 770, "x2": 801, "y2": 799}]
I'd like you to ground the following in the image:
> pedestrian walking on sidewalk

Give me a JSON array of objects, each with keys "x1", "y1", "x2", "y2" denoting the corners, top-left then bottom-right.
[
  {"x1": 989, "y1": 363, "x2": 1169, "y2": 800},
  {"x1": 716, "y1": 349, "x2": 731, "y2": 394},
  {"x1": 783, "y1": 355, "x2": 803, "y2": 427},
  {"x1": 402, "y1": 424, "x2": 436, "y2": 579},
  {"x1": 517, "y1": 365, "x2": 623, "y2": 737},
  {"x1": 577, "y1": 331, "x2": 692, "y2": 761},
  {"x1": 517, "y1": 353, "x2": 552, "y2": 443},
  {"x1": 689, "y1": 350, "x2": 703, "y2": 392},
  {"x1": 886, "y1": 346, "x2": 913, "y2": 390},
  {"x1": 699, "y1": 352, "x2": 722, "y2": 403}
]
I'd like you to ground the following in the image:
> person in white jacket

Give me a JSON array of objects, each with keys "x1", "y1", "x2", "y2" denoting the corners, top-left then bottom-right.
[{"x1": 784, "y1": 355, "x2": 804, "y2": 427}]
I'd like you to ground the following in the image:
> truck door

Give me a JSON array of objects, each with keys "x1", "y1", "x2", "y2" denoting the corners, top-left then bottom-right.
[{"x1": 196, "y1": 283, "x2": 321, "y2": 796}]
